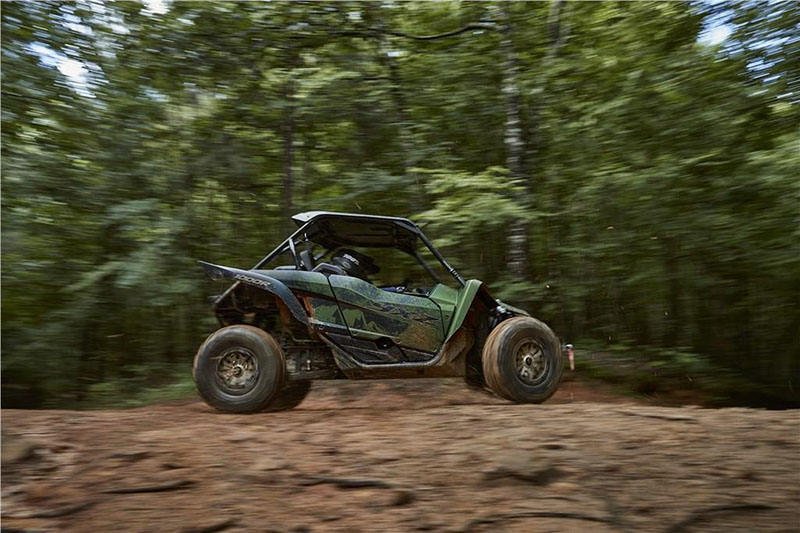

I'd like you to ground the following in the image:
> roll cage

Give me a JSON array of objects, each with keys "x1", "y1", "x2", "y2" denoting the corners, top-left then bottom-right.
[{"x1": 251, "y1": 211, "x2": 466, "y2": 287}]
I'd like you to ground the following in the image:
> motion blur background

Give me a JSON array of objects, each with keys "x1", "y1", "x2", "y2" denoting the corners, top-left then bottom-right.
[{"x1": 2, "y1": 1, "x2": 797, "y2": 408}]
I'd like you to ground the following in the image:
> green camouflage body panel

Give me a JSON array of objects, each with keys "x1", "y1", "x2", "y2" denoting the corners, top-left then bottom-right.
[
  {"x1": 306, "y1": 296, "x2": 347, "y2": 328},
  {"x1": 427, "y1": 284, "x2": 458, "y2": 331},
  {"x1": 256, "y1": 270, "x2": 348, "y2": 329},
  {"x1": 255, "y1": 270, "x2": 335, "y2": 297},
  {"x1": 328, "y1": 274, "x2": 445, "y2": 353},
  {"x1": 247, "y1": 270, "x2": 486, "y2": 355}
]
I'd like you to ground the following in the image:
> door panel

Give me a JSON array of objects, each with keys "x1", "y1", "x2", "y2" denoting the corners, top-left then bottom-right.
[
  {"x1": 328, "y1": 275, "x2": 444, "y2": 354},
  {"x1": 427, "y1": 284, "x2": 458, "y2": 333},
  {"x1": 264, "y1": 270, "x2": 350, "y2": 333}
]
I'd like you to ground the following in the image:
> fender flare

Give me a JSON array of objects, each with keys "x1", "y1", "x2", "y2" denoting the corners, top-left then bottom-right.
[
  {"x1": 444, "y1": 281, "x2": 530, "y2": 342},
  {"x1": 199, "y1": 261, "x2": 309, "y2": 325},
  {"x1": 444, "y1": 280, "x2": 490, "y2": 341}
]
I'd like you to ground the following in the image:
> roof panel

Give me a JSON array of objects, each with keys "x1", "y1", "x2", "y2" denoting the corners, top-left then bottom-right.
[{"x1": 292, "y1": 211, "x2": 420, "y2": 252}]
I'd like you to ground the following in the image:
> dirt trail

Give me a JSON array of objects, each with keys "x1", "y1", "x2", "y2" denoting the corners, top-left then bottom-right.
[{"x1": 2, "y1": 378, "x2": 799, "y2": 532}]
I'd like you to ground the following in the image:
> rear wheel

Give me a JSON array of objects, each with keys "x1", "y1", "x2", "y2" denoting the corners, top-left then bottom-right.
[
  {"x1": 482, "y1": 317, "x2": 563, "y2": 403},
  {"x1": 193, "y1": 325, "x2": 285, "y2": 413}
]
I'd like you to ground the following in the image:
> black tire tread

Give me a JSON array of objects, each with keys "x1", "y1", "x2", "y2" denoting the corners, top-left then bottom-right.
[
  {"x1": 482, "y1": 316, "x2": 563, "y2": 403},
  {"x1": 193, "y1": 325, "x2": 285, "y2": 413}
]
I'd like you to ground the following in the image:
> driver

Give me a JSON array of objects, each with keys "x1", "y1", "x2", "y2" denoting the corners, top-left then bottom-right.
[{"x1": 330, "y1": 248, "x2": 380, "y2": 281}]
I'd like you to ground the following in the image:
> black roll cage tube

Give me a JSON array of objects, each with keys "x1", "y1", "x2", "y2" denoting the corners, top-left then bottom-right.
[
  {"x1": 252, "y1": 219, "x2": 466, "y2": 287},
  {"x1": 286, "y1": 236, "x2": 301, "y2": 270}
]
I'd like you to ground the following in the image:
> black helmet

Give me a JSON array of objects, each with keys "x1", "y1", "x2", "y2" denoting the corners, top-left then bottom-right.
[{"x1": 331, "y1": 249, "x2": 379, "y2": 280}]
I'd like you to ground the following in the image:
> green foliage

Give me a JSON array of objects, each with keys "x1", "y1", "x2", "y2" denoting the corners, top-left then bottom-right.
[
  {"x1": 419, "y1": 167, "x2": 524, "y2": 245},
  {"x1": 576, "y1": 343, "x2": 795, "y2": 407},
  {"x1": 2, "y1": 1, "x2": 797, "y2": 407},
  {"x1": 83, "y1": 367, "x2": 196, "y2": 409}
]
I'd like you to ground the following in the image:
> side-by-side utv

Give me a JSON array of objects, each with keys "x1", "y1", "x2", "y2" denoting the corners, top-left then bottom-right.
[{"x1": 194, "y1": 211, "x2": 563, "y2": 413}]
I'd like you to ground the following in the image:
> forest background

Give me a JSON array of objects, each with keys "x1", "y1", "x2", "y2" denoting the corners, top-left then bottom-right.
[{"x1": 2, "y1": 1, "x2": 797, "y2": 407}]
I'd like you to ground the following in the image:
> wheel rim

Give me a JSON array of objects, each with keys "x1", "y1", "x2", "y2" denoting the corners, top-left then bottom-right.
[
  {"x1": 514, "y1": 339, "x2": 549, "y2": 386},
  {"x1": 215, "y1": 347, "x2": 259, "y2": 395}
]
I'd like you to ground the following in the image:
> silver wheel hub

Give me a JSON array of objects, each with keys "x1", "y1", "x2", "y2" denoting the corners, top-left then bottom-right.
[
  {"x1": 516, "y1": 341, "x2": 547, "y2": 385},
  {"x1": 216, "y1": 349, "x2": 258, "y2": 393}
]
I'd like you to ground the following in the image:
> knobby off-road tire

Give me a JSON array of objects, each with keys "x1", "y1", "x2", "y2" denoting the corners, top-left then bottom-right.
[
  {"x1": 193, "y1": 325, "x2": 287, "y2": 413},
  {"x1": 482, "y1": 317, "x2": 563, "y2": 403}
]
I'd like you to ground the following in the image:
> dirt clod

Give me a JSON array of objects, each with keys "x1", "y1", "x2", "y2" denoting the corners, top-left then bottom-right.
[{"x1": 1, "y1": 433, "x2": 39, "y2": 465}]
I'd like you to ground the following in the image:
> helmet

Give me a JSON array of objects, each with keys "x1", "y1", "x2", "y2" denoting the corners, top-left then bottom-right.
[{"x1": 331, "y1": 249, "x2": 379, "y2": 280}]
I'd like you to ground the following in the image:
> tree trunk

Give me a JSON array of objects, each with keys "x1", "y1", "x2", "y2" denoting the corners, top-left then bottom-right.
[
  {"x1": 300, "y1": 133, "x2": 314, "y2": 209},
  {"x1": 502, "y1": 0, "x2": 566, "y2": 283},
  {"x1": 545, "y1": 0, "x2": 567, "y2": 63},
  {"x1": 507, "y1": 0, "x2": 567, "y2": 295},
  {"x1": 499, "y1": 6, "x2": 529, "y2": 282},
  {"x1": 281, "y1": 53, "x2": 297, "y2": 234},
  {"x1": 664, "y1": 238, "x2": 681, "y2": 347},
  {"x1": 386, "y1": 58, "x2": 424, "y2": 213}
]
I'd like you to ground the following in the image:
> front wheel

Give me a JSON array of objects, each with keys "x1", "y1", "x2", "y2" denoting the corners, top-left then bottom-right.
[
  {"x1": 193, "y1": 325, "x2": 286, "y2": 413},
  {"x1": 482, "y1": 317, "x2": 563, "y2": 403}
]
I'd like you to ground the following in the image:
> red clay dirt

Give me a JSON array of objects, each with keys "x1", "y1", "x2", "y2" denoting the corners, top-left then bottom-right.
[{"x1": 2, "y1": 377, "x2": 799, "y2": 532}]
